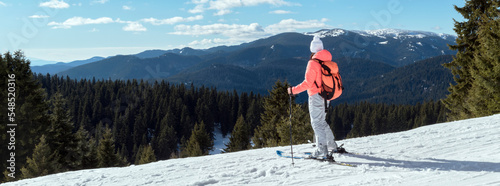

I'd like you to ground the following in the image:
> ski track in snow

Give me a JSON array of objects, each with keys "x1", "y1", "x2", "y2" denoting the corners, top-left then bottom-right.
[{"x1": 5, "y1": 114, "x2": 500, "y2": 186}]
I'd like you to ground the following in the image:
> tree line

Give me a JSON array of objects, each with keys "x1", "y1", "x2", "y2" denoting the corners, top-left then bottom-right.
[{"x1": 248, "y1": 80, "x2": 448, "y2": 149}]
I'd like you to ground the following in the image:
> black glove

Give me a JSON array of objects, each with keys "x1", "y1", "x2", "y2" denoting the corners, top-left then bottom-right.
[{"x1": 287, "y1": 87, "x2": 296, "y2": 97}]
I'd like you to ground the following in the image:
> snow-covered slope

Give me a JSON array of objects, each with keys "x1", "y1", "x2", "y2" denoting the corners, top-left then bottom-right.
[{"x1": 6, "y1": 114, "x2": 500, "y2": 186}]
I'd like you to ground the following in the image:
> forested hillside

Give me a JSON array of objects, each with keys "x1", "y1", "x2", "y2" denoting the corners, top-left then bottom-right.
[{"x1": 336, "y1": 55, "x2": 454, "y2": 105}]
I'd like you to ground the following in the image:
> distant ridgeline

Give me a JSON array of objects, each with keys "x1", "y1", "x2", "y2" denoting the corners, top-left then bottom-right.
[{"x1": 30, "y1": 28, "x2": 456, "y2": 105}]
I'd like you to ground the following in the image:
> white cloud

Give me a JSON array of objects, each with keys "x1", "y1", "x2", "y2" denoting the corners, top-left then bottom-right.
[
  {"x1": 47, "y1": 15, "x2": 202, "y2": 31},
  {"x1": 210, "y1": 0, "x2": 298, "y2": 10},
  {"x1": 189, "y1": 38, "x2": 226, "y2": 46},
  {"x1": 187, "y1": 37, "x2": 256, "y2": 48},
  {"x1": 432, "y1": 26, "x2": 442, "y2": 30},
  {"x1": 171, "y1": 18, "x2": 329, "y2": 48},
  {"x1": 39, "y1": 0, "x2": 69, "y2": 9},
  {"x1": 265, "y1": 18, "x2": 329, "y2": 34},
  {"x1": 142, "y1": 15, "x2": 203, "y2": 25},
  {"x1": 214, "y1": 9, "x2": 232, "y2": 16},
  {"x1": 189, "y1": 4, "x2": 205, "y2": 14},
  {"x1": 170, "y1": 23, "x2": 266, "y2": 38},
  {"x1": 189, "y1": 0, "x2": 300, "y2": 16},
  {"x1": 48, "y1": 17, "x2": 114, "y2": 29},
  {"x1": 122, "y1": 5, "x2": 132, "y2": 10},
  {"x1": 92, "y1": 0, "x2": 109, "y2": 4},
  {"x1": 269, "y1": 10, "x2": 292, "y2": 14},
  {"x1": 0, "y1": 1, "x2": 6, "y2": 7},
  {"x1": 123, "y1": 22, "x2": 147, "y2": 32},
  {"x1": 171, "y1": 22, "x2": 269, "y2": 48},
  {"x1": 29, "y1": 15, "x2": 50, "y2": 19}
]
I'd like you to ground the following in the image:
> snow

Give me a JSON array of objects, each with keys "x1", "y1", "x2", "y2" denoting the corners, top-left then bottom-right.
[
  {"x1": 353, "y1": 29, "x2": 442, "y2": 39},
  {"x1": 209, "y1": 126, "x2": 230, "y2": 155},
  {"x1": 6, "y1": 114, "x2": 500, "y2": 186},
  {"x1": 378, "y1": 41, "x2": 388, "y2": 45},
  {"x1": 305, "y1": 29, "x2": 346, "y2": 37},
  {"x1": 305, "y1": 28, "x2": 457, "y2": 40}
]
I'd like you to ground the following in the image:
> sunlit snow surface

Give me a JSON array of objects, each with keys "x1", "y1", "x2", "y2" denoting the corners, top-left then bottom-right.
[{"x1": 6, "y1": 114, "x2": 500, "y2": 186}]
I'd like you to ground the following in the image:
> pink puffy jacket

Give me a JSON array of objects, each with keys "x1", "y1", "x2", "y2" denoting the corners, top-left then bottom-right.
[{"x1": 291, "y1": 49, "x2": 333, "y2": 96}]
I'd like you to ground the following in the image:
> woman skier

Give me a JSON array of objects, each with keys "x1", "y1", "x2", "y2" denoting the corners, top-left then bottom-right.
[{"x1": 287, "y1": 36, "x2": 337, "y2": 158}]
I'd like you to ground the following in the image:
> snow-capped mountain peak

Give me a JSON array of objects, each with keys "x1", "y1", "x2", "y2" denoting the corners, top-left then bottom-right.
[
  {"x1": 305, "y1": 28, "x2": 456, "y2": 40},
  {"x1": 305, "y1": 28, "x2": 347, "y2": 38}
]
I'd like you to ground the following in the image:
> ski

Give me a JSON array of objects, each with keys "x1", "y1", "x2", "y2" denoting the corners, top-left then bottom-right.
[
  {"x1": 309, "y1": 143, "x2": 350, "y2": 154},
  {"x1": 303, "y1": 144, "x2": 353, "y2": 155},
  {"x1": 276, "y1": 150, "x2": 357, "y2": 167}
]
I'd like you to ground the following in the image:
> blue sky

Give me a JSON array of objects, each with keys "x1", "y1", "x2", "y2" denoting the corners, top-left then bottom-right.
[{"x1": 0, "y1": 0, "x2": 465, "y2": 64}]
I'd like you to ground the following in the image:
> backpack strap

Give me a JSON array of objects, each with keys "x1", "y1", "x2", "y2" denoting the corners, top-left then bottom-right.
[
  {"x1": 312, "y1": 58, "x2": 322, "y2": 88},
  {"x1": 324, "y1": 97, "x2": 328, "y2": 113},
  {"x1": 314, "y1": 81, "x2": 319, "y2": 88},
  {"x1": 313, "y1": 58, "x2": 329, "y2": 113}
]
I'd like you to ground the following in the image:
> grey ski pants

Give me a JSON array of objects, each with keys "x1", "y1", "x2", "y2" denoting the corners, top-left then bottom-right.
[{"x1": 309, "y1": 93, "x2": 336, "y2": 149}]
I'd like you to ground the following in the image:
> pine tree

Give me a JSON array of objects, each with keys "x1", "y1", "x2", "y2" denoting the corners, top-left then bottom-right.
[
  {"x1": 72, "y1": 125, "x2": 91, "y2": 170},
  {"x1": 252, "y1": 80, "x2": 290, "y2": 148},
  {"x1": 153, "y1": 112, "x2": 178, "y2": 160},
  {"x1": 218, "y1": 92, "x2": 232, "y2": 136},
  {"x1": 347, "y1": 108, "x2": 363, "y2": 138},
  {"x1": 246, "y1": 98, "x2": 262, "y2": 136},
  {"x1": 137, "y1": 145, "x2": 156, "y2": 165},
  {"x1": 20, "y1": 135, "x2": 61, "y2": 179},
  {"x1": 276, "y1": 103, "x2": 312, "y2": 146},
  {"x1": 224, "y1": 115, "x2": 250, "y2": 152},
  {"x1": 82, "y1": 137, "x2": 99, "y2": 169},
  {"x1": 46, "y1": 93, "x2": 77, "y2": 171},
  {"x1": 183, "y1": 139, "x2": 203, "y2": 157},
  {"x1": 97, "y1": 126, "x2": 124, "y2": 167},
  {"x1": 330, "y1": 108, "x2": 345, "y2": 140},
  {"x1": 443, "y1": 0, "x2": 500, "y2": 120},
  {"x1": 468, "y1": 1, "x2": 500, "y2": 116},
  {"x1": 183, "y1": 121, "x2": 213, "y2": 157},
  {"x1": 1, "y1": 51, "x2": 50, "y2": 182},
  {"x1": 237, "y1": 92, "x2": 249, "y2": 120}
]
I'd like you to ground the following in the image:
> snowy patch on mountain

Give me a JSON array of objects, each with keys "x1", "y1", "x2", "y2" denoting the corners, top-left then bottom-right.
[
  {"x1": 354, "y1": 29, "x2": 433, "y2": 39},
  {"x1": 304, "y1": 28, "x2": 346, "y2": 37},
  {"x1": 379, "y1": 41, "x2": 388, "y2": 45},
  {"x1": 304, "y1": 28, "x2": 456, "y2": 41}
]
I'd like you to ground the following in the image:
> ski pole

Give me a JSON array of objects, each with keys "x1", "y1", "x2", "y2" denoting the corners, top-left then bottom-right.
[{"x1": 289, "y1": 95, "x2": 295, "y2": 166}]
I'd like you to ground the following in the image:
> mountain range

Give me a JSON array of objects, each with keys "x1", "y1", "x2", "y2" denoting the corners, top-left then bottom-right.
[
  {"x1": 31, "y1": 56, "x2": 105, "y2": 74},
  {"x1": 31, "y1": 28, "x2": 457, "y2": 104}
]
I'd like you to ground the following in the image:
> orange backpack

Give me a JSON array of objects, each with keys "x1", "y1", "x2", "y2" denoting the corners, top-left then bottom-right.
[{"x1": 314, "y1": 59, "x2": 344, "y2": 111}]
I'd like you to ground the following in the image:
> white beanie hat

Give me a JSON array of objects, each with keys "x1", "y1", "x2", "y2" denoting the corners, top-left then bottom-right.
[{"x1": 310, "y1": 35, "x2": 323, "y2": 53}]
